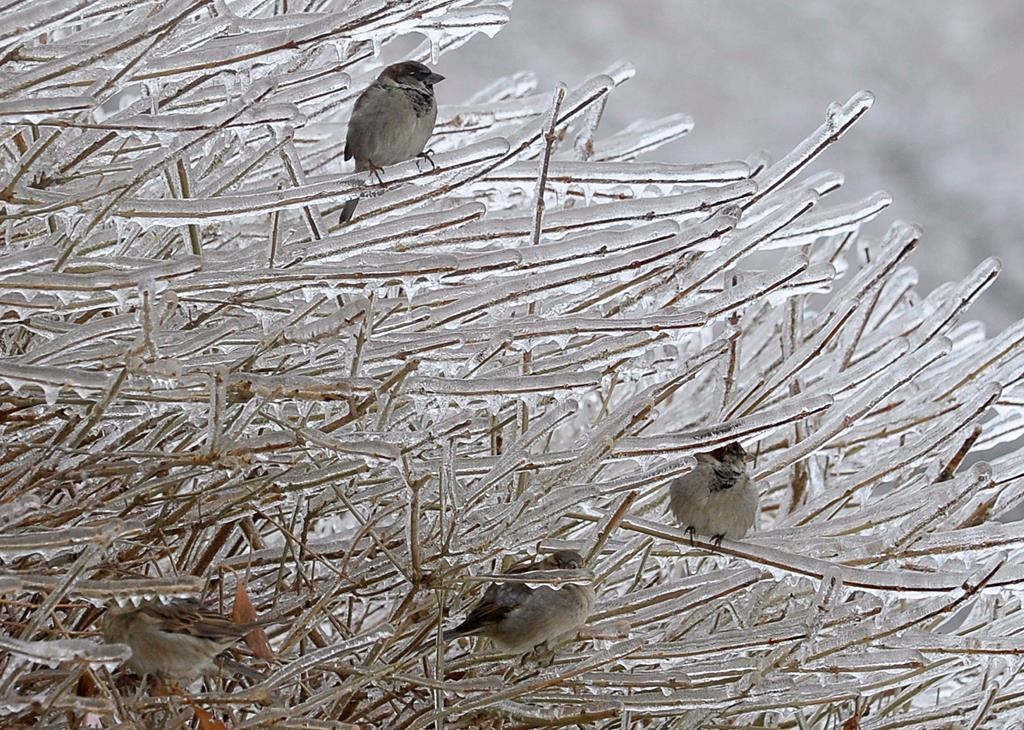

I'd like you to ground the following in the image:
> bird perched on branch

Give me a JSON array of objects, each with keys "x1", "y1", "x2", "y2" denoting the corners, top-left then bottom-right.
[
  {"x1": 102, "y1": 599, "x2": 259, "y2": 681},
  {"x1": 443, "y1": 550, "x2": 594, "y2": 656},
  {"x1": 339, "y1": 60, "x2": 444, "y2": 224},
  {"x1": 669, "y1": 442, "x2": 759, "y2": 543}
]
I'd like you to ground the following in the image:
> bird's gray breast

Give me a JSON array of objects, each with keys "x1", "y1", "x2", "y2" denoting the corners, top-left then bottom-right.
[{"x1": 345, "y1": 83, "x2": 436, "y2": 169}]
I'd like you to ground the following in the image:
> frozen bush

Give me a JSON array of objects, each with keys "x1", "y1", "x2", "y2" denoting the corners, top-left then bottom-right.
[{"x1": 1, "y1": 1, "x2": 1023, "y2": 727}]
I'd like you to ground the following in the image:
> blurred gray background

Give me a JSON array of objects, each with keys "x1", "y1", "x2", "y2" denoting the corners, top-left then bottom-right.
[{"x1": 435, "y1": 0, "x2": 1023, "y2": 332}]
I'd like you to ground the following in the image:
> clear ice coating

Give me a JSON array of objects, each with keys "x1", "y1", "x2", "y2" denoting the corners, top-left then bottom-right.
[{"x1": 1, "y1": 0, "x2": 1023, "y2": 728}]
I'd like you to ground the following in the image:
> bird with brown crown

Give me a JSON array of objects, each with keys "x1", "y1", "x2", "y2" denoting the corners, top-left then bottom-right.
[{"x1": 339, "y1": 60, "x2": 444, "y2": 223}]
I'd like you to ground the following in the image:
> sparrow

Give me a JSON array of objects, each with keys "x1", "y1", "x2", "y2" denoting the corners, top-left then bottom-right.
[
  {"x1": 101, "y1": 599, "x2": 259, "y2": 681},
  {"x1": 339, "y1": 60, "x2": 444, "y2": 223},
  {"x1": 443, "y1": 550, "x2": 594, "y2": 655},
  {"x1": 669, "y1": 442, "x2": 759, "y2": 543}
]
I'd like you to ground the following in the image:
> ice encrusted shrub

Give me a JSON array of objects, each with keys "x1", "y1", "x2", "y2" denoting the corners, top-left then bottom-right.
[{"x1": 2, "y1": 1, "x2": 1024, "y2": 728}]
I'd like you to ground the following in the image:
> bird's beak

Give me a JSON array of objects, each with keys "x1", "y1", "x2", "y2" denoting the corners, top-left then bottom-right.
[{"x1": 425, "y1": 72, "x2": 445, "y2": 85}]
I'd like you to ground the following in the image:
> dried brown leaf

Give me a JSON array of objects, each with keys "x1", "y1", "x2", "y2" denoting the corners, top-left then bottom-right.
[{"x1": 233, "y1": 579, "x2": 274, "y2": 661}]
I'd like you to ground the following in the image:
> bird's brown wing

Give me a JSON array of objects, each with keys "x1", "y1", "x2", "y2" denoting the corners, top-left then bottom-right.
[
  {"x1": 344, "y1": 84, "x2": 376, "y2": 162},
  {"x1": 448, "y1": 581, "x2": 533, "y2": 636},
  {"x1": 142, "y1": 600, "x2": 253, "y2": 639}
]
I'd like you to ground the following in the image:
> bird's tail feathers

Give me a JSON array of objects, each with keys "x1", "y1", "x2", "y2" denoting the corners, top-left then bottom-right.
[
  {"x1": 339, "y1": 197, "x2": 359, "y2": 224},
  {"x1": 442, "y1": 627, "x2": 465, "y2": 643}
]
